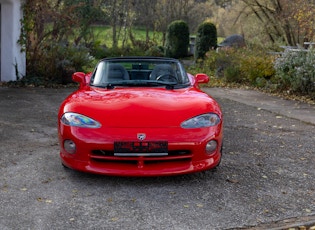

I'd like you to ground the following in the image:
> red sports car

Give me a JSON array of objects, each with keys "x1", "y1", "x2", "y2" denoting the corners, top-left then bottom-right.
[{"x1": 58, "y1": 57, "x2": 223, "y2": 176}]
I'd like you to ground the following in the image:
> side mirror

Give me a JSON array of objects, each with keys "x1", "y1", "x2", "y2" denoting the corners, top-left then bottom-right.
[
  {"x1": 72, "y1": 72, "x2": 86, "y2": 87},
  {"x1": 195, "y1": 73, "x2": 209, "y2": 84}
]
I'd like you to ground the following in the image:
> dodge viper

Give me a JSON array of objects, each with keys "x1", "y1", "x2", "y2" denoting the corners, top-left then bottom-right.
[{"x1": 58, "y1": 57, "x2": 223, "y2": 176}]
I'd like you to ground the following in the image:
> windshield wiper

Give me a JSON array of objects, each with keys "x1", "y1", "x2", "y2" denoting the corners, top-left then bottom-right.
[
  {"x1": 145, "y1": 80, "x2": 177, "y2": 89},
  {"x1": 99, "y1": 80, "x2": 178, "y2": 89},
  {"x1": 90, "y1": 81, "x2": 131, "y2": 89}
]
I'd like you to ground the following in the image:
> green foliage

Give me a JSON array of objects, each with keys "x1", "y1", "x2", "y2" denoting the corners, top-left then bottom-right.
[
  {"x1": 165, "y1": 20, "x2": 190, "y2": 58},
  {"x1": 92, "y1": 45, "x2": 148, "y2": 58},
  {"x1": 274, "y1": 49, "x2": 315, "y2": 98},
  {"x1": 19, "y1": 1, "x2": 98, "y2": 84},
  {"x1": 224, "y1": 65, "x2": 242, "y2": 83},
  {"x1": 185, "y1": 46, "x2": 314, "y2": 100},
  {"x1": 194, "y1": 21, "x2": 217, "y2": 60},
  {"x1": 194, "y1": 48, "x2": 276, "y2": 87},
  {"x1": 221, "y1": 49, "x2": 275, "y2": 86},
  {"x1": 145, "y1": 46, "x2": 165, "y2": 57},
  {"x1": 28, "y1": 41, "x2": 95, "y2": 84},
  {"x1": 238, "y1": 50, "x2": 276, "y2": 83}
]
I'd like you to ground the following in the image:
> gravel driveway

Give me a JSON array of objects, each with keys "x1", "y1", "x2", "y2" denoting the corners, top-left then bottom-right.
[{"x1": 0, "y1": 87, "x2": 314, "y2": 230}]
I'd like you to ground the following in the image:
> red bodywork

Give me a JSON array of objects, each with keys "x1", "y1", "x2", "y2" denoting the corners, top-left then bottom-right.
[{"x1": 58, "y1": 70, "x2": 223, "y2": 176}]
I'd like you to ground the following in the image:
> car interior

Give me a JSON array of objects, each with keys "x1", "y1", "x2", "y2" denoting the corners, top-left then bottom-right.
[{"x1": 106, "y1": 63, "x2": 177, "y2": 82}]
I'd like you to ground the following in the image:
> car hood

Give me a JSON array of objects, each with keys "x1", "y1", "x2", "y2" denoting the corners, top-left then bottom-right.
[{"x1": 61, "y1": 87, "x2": 221, "y2": 128}]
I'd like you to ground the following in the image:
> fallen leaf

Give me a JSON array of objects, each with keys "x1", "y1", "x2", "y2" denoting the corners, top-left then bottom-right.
[
  {"x1": 226, "y1": 178, "x2": 239, "y2": 184},
  {"x1": 298, "y1": 227, "x2": 306, "y2": 230}
]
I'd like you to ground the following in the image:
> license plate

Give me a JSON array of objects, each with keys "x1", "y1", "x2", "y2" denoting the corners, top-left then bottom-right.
[{"x1": 114, "y1": 141, "x2": 168, "y2": 156}]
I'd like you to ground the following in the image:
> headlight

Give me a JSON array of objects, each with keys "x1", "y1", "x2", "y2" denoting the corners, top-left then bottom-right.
[
  {"x1": 61, "y1": 112, "x2": 101, "y2": 128},
  {"x1": 181, "y1": 113, "x2": 220, "y2": 128}
]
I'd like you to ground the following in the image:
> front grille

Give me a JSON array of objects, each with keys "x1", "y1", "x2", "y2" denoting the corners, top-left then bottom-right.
[
  {"x1": 91, "y1": 149, "x2": 191, "y2": 157},
  {"x1": 90, "y1": 149, "x2": 192, "y2": 165}
]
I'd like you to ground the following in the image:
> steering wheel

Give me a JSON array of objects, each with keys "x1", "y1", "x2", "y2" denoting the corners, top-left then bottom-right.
[{"x1": 156, "y1": 74, "x2": 178, "y2": 82}]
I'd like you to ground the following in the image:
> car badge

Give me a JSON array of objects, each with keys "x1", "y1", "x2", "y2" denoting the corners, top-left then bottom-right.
[{"x1": 137, "y1": 133, "x2": 146, "y2": 141}]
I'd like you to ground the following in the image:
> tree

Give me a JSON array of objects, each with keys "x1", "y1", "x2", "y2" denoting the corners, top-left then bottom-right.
[
  {"x1": 155, "y1": 0, "x2": 195, "y2": 45},
  {"x1": 187, "y1": 1, "x2": 216, "y2": 33},
  {"x1": 101, "y1": 0, "x2": 126, "y2": 49},
  {"x1": 20, "y1": 0, "x2": 97, "y2": 82},
  {"x1": 289, "y1": 0, "x2": 315, "y2": 44},
  {"x1": 62, "y1": 0, "x2": 103, "y2": 45},
  {"x1": 132, "y1": 0, "x2": 158, "y2": 45},
  {"x1": 237, "y1": 0, "x2": 315, "y2": 46}
]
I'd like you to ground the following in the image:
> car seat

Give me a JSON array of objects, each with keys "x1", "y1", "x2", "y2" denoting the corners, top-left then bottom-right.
[
  {"x1": 107, "y1": 64, "x2": 129, "y2": 81},
  {"x1": 150, "y1": 64, "x2": 175, "y2": 80}
]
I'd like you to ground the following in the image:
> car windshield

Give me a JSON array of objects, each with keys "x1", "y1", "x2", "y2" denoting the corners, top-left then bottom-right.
[{"x1": 90, "y1": 57, "x2": 190, "y2": 89}]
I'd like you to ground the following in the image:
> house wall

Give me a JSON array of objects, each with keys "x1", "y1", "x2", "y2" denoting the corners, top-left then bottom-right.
[{"x1": 0, "y1": 0, "x2": 25, "y2": 82}]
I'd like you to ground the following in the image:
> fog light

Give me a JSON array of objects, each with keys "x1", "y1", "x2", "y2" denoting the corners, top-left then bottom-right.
[
  {"x1": 206, "y1": 140, "x2": 218, "y2": 154},
  {"x1": 64, "y1": 140, "x2": 76, "y2": 154}
]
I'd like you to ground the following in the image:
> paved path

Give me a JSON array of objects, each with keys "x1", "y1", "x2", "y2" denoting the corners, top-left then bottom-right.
[
  {"x1": 203, "y1": 88, "x2": 315, "y2": 125},
  {"x1": 0, "y1": 87, "x2": 314, "y2": 230}
]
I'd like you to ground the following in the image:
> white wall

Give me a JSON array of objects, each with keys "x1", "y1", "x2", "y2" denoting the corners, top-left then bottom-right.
[{"x1": 0, "y1": 0, "x2": 25, "y2": 82}]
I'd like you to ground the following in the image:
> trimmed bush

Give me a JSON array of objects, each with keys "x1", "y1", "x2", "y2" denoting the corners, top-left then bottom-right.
[
  {"x1": 195, "y1": 21, "x2": 217, "y2": 60},
  {"x1": 165, "y1": 20, "x2": 189, "y2": 58}
]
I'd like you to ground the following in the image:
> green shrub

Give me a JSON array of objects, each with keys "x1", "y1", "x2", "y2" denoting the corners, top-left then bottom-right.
[
  {"x1": 26, "y1": 41, "x2": 95, "y2": 84},
  {"x1": 145, "y1": 46, "x2": 165, "y2": 57},
  {"x1": 165, "y1": 20, "x2": 189, "y2": 58},
  {"x1": 237, "y1": 49, "x2": 275, "y2": 84},
  {"x1": 90, "y1": 41, "x2": 108, "y2": 59},
  {"x1": 194, "y1": 21, "x2": 217, "y2": 60},
  {"x1": 214, "y1": 49, "x2": 275, "y2": 86},
  {"x1": 274, "y1": 49, "x2": 315, "y2": 98},
  {"x1": 224, "y1": 65, "x2": 241, "y2": 83},
  {"x1": 192, "y1": 49, "x2": 276, "y2": 87}
]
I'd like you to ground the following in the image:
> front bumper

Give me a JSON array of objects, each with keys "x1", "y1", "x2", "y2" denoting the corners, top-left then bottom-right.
[
  {"x1": 59, "y1": 125, "x2": 223, "y2": 176},
  {"x1": 61, "y1": 152, "x2": 221, "y2": 177}
]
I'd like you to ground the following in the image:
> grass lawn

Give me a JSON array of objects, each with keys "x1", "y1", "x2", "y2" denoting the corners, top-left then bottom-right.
[{"x1": 91, "y1": 25, "x2": 164, "y2": 47}]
